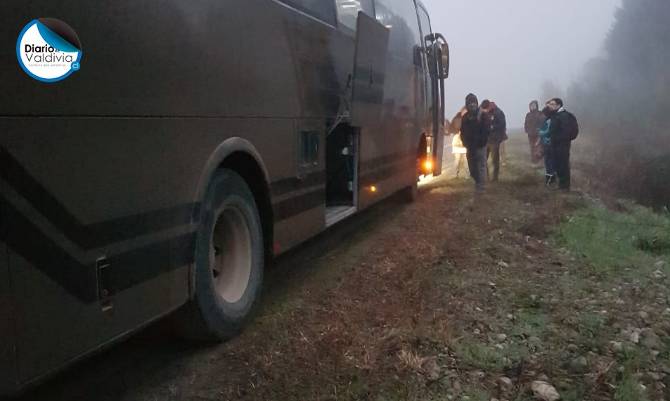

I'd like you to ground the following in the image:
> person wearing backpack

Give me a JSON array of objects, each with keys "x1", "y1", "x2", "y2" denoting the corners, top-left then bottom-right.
[{"x1": 546, "y1": 98, "x2": 579, "y2": 191}]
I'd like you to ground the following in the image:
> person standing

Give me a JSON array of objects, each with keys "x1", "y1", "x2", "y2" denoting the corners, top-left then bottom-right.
[
  {"x1": 546, "y1": 98, "x2": 578, "y2": 191},
  {"x1": 448, "y1": 107, "x2": 469, "y2": 178},
  {"x1": 525, "y1": 100, "x2": 546, "y2": 163},
  {"x1": 481, "y1": 100, "x2": 507, "y2": 182},
  {"x1": 460, "y1": 94, "x2": 490, "y2": 191},
  {"x1": 538, "y1": 105, "x2": 556, "y2": 186}
]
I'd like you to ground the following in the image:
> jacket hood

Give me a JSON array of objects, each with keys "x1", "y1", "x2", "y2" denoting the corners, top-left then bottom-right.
[{"x1": 529, "y1": 100, "x2": 539, "y2": 111}]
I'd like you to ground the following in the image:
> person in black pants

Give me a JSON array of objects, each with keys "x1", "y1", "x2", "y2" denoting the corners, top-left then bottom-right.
[
  {"x1": 460, "y1": 93, "x2": 491, "y2": 192},
  {"x1": 546, "y1": 98, "x2": 572, "y2": 190}
]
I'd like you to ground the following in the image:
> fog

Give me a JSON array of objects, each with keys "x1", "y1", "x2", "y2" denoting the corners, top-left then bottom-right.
[{"x1": 422, "y1": 0, "x2": 622, "y2": 128}]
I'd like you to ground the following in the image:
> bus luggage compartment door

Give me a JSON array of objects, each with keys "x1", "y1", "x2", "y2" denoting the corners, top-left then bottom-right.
[{"x1": 350, "y1": 12, "x2": 390, "y2": 128}]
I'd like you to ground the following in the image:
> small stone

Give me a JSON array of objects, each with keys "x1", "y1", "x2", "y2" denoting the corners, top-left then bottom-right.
[
  {"x1": 569, "y1": 356, "x2": 589, "y2": 374},
  {"x1": 630, "y1": 329, "x2": 641, "y2": 344},
  {"x1": 610, "y1": 341, "x2": 624, "y2": 354},
  {"x1": 529, "y1": 336, "x2": 542, "y2": 343},
  {"x1": 507, "y1": 314, "x2": 515, "y2": 320},
  {"x1": 498, "y1": 376, "x2": 513, "y2": 389},
  {"x1": 567, "y1": 343, "x2": 579, "y2": 352},
  {"x1": 653, "y1": 270, "x2": 665, "y2": 279},
  {"x1": 641, "y1": 329, "x2": 662, "y2": 350},
  {"x1": 648, "y1": 372, "x2": 662, "y2": 381},
  {"x1": 639, "y1": 311, "x2": 650, "y2": 322},
  {"x1": 470, "y1": 370, "x2": 486, "y2": 380},
  {"x1": 531, "y1": 381, "x2": 560, "y2": 401},
  {"x1": 474, "y1": 328, "x2": 481, "y2": 335},
  {"x1": 656, "y1": 260, "x2": 667, "y2": 269},
  {"x1": 537, "y1": 374, "x2": 549, "y2": 382},
  {"x1": 497, "y1": 334, "x2": 508, "y2": 342},
  {"x1": 422, "y1": 359, "x2": 441, "y2": 382}
]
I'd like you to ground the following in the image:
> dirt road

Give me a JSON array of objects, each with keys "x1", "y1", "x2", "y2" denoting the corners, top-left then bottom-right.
[{"x1": 9, "y1": 137, "x2": 670, "y2": 401}]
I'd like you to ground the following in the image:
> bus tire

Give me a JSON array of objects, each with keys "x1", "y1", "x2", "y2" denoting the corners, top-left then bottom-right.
[
  {"x1": 177, "y1": 169, "x2": 264, "y2": 342},
  {"x1": 401, "y1": 160, "x2": 421, "y2": 203},
  {"x1": 401, "y1": 179, "x2": 418, "y2": 203}
]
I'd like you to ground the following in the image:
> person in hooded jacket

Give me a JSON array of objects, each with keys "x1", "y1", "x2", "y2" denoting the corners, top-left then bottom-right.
[
  {"x1": 460, "y1": 93, "x2": 491, "y2": 191},
  {"x1": 525, "y1": 100, "x2": 546, "y2": 163},
  {"x1": 481, "y1": 100, "x2": 507, "y2": 182}
]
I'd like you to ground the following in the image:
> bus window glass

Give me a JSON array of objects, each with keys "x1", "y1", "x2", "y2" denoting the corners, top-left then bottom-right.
[
  {"x1": 375, "y1": 0, "x2": 422, "y2": 51},
  {"x1": 336, "y1": 0, "x2": 374, "y2": 31},
  {"x1": 282, "y1": 0, "x2": 337, "y2": 25}
]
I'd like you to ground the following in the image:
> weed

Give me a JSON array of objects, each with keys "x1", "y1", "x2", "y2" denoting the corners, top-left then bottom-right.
[
  {"x1": 511, "y1": 310, "x2": 549, "y2": 340},
  {"x1": 454, "y1": 340, "x2": 527, "y2": 372},
  {"x1": 614, "y1": 372, "x2": 650, "y2": 401},
  {"x1": 577, "y1": 312, "x2": 607, "y2": 348},
  {"x1": 553, "y1": 204, "x2": 670, "y2": 282},
  {"x1": 463, "y1": 387, "x2": 492, "y2": 401}
]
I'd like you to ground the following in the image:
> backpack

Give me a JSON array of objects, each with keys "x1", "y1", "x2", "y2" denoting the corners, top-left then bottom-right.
[{"x1": 564, "y1": 111, "x2": 579, "y2": 141}]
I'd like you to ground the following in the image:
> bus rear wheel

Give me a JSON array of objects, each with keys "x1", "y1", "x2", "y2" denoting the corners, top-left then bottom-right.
[{"x1": 177, "y1": 169, "x2": 264, "y2": 341}]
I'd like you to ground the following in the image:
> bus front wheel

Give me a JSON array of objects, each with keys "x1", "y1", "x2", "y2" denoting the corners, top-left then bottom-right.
[{"x1": 177, "y1": 169, "x2": 264, "y2": 341}]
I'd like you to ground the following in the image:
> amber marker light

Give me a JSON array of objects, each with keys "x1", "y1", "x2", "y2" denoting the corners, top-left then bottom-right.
[
  {"x1": 369, "y1": 185, "x2": 378, "y2": 193},
  {"x1": 422, "y1": 158, "x2": 434, "y2": 174}
]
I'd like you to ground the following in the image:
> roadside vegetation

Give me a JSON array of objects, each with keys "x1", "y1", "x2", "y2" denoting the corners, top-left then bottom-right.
[{"x1": 570, "y1": 0, "x2": 670, "y2": 210}]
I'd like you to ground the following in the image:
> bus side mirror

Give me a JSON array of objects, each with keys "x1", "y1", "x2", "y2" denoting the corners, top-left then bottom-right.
[{"x1": 439, "y1": 41, "x2": 450, "y2": 79}]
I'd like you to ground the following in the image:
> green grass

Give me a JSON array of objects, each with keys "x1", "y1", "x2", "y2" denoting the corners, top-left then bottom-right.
[
  {"x1": 454, "y1": 341, "x2": 507, "y2": 371},
  {"x1": 577, "y1": 312, "x2": 608, "y2": 349},
  {"x1": 463, "y1": 387, "x2": 492, "y2": 401},
  {"x1": 453, "y1": 339, "x2": 527, "y2": 372},
  {"x1": 511, "y1": 310, "x2": 549, "y2": 340},
  {"x1": 553, "y1": 203, "x2": 670, "y2": 281},
  {"x1": 614, "y1": 372, "x2": 650, "y2": 401}
]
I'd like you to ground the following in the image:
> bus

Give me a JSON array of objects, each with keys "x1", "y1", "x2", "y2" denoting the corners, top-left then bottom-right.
[{"x1": 0, "y1": 0, "x2": 449, "y2": 393}]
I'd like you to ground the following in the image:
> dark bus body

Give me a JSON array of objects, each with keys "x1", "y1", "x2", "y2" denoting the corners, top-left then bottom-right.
[{"x1": 0, "y1": 0, "x2": 448, "y2": 393}]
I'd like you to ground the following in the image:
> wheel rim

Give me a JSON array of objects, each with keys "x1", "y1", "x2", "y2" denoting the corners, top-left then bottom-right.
[{"x1": 210, "y1": 206, "x2": 252, "y2": 304}]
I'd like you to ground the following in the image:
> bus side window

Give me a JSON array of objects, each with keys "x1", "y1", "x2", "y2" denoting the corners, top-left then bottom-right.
[
  {"x1": 374, "y1": 0, "x2": 422, "y2": 51},
  {"x1": 279, "y1": 0, "x2": 337, "y2": 25},
  {"x1": 336, "y1": 0, "x2": 375, "y2": 32}
]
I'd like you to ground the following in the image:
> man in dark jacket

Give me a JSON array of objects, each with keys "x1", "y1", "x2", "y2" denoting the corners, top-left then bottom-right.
[
  {"x1": 525, "y1": 100, "x2": 545, "y2": 163},
  {"x1": 460, "y1": 93, "x2": 490, "y2": 191},
  {"x1": 481, "y1": 100, "x2": 507, "y2": 182},
  {"x1": 546, "y1": 98, "x2": 573, "y2": 190}
]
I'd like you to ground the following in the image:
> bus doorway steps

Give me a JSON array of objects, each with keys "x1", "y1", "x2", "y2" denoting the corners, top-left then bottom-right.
[{"x1": 325, "y1": 206, "x2": 357, "y2": 227}]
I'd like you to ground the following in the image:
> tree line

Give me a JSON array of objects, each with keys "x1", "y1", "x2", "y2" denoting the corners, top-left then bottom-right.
[{"x1": 568, "y1": 0, "x2": 670, "y2": 210}]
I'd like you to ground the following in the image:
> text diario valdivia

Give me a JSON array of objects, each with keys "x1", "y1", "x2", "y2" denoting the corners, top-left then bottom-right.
[{"x1": 24, "y1": 44, "x2": 75, "y2": 63}]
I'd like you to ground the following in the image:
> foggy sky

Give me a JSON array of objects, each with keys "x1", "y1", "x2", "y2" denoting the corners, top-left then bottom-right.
[{"x1": 422, "y1": 0, "x2": 622, "y2": 128}]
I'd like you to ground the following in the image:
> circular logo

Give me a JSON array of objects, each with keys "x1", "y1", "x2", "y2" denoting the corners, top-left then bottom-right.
[{"x1": 16, "y1": 18, "x2": 82, "y2": 83}]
